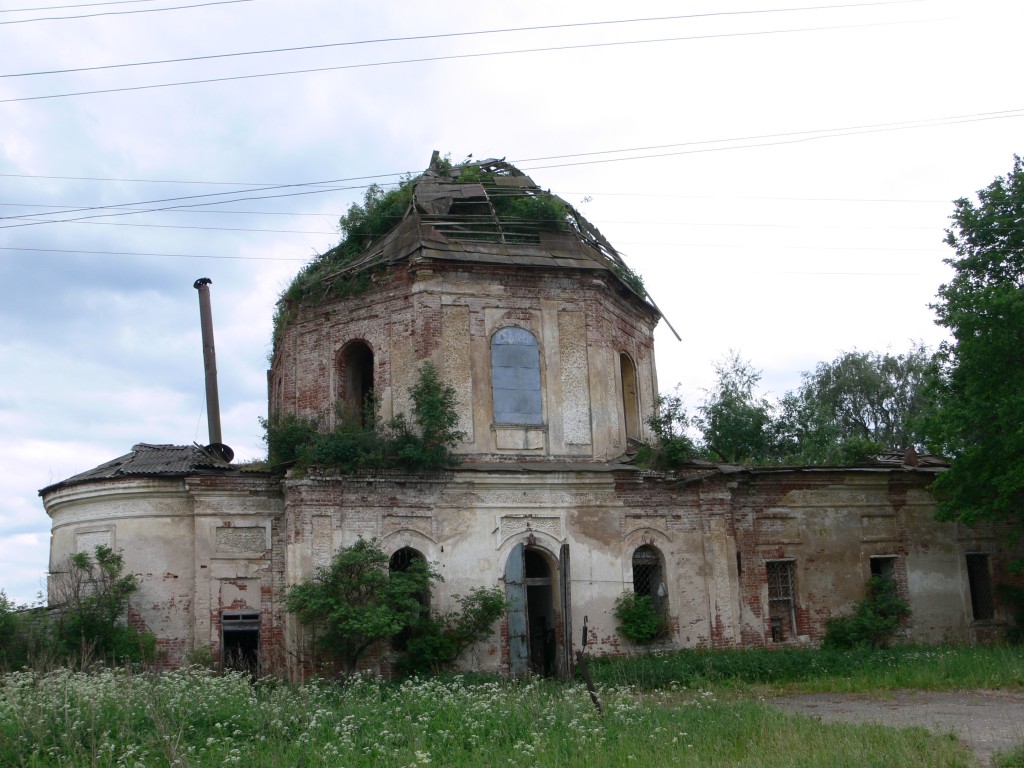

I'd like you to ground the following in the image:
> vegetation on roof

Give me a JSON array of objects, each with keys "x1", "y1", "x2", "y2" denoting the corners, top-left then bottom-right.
[{"x1": 271, "y1": 155, "x2": 650, "y2": 355}]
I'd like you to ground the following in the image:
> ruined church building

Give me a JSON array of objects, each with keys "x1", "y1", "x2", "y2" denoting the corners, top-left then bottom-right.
[{"x1": 41, "y1": 156, "x2": 1021, "y2": 677}]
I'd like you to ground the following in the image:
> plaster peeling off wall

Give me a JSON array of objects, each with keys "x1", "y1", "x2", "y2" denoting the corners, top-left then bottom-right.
[
  {"x1": 442, "y1": 304, "x2": 474, "y2": 438},
  {"x1": 558, "y1": 310, "x2": 592, "y2": 445}
]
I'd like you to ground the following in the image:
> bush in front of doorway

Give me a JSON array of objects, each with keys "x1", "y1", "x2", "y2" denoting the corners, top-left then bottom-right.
[{"x1": 614, "y1": 592, "x2": 668, "y2": 644}]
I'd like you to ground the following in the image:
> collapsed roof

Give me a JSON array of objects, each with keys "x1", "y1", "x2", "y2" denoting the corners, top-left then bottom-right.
[{"x1": 279, "y1": 153, "x2": 666, "y2": 322}]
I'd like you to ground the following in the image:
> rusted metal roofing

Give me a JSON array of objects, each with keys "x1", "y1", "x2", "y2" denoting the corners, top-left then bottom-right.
[{"x1": 39, "y1": 443, "x2": 232, "y2": 495}]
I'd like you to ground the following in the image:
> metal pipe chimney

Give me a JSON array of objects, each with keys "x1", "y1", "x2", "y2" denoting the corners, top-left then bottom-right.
[{"x1": 193, "y1": 278, "x2": 232, "y2": 462}]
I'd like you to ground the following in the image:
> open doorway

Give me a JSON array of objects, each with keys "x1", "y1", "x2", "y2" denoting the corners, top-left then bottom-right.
[
  {"x1": 221, "y1": 612, "x2": 259, "y2": 677},
  {"x1": 505, "y1": 543, "x2": 570, "y2": 677}
]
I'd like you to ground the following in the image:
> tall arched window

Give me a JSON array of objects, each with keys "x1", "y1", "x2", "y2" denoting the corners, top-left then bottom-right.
[
  {"x1": 338, "y1": 341, "x2": 374, "y2": 426},
  {"x1": 389, "y1": 547, "x2": 428, "y2": 651},
  {"x1": 491, "y1": 327, "x2": 542, "y2": 425},
  {"x1": 620, "y1": 353, "x2": 640, "y2": 442},
  {"x1": 632, "y1": 545, "x2": 667, "y2": 617}
]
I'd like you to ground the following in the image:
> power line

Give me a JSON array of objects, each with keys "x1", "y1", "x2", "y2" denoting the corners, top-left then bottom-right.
[
  {"x1": 0, "y1": 19, "x2": 921, "y2": 103},
  {"x1": 1, "y1": 0, "x2": 166, "y2": 13},
  {"x1": 1, "y1": 1, "x2": 927, "y2": 77},
  {"x1": 513, "y1": 109, "x2": 1024, "y2": 165},
  {"x1": 519, "y1": 111, "x2": 1024, "y2": 171},
  {"x1": 0, "y1": 0, "x2": 251, "y2": 25},
  {"x1": 0, "y1": 105, "x2": 1013, "y2": 230},
  {"x1": 0, "y1": 174, "x2": 406, "y2": 228},
  {"x1": 0, "y1": 245, "x2": 306, "y2": 260},
  {"x1": 5, "y1": 217, "x2": 337, "y2": 235}
]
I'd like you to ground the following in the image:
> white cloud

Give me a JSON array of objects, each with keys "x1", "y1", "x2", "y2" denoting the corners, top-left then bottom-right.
[{"x1": 2, "y1": 0, "x2": 1022, "y2": 600}]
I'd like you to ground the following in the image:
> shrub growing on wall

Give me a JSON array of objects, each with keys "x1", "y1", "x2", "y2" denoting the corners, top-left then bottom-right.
[
  {"x1": 614, "y1": 592, "x2": 668, "y2": 644},
  {"x1": 263, "y1": 362, "x2": 463, "y2": 472},
  {"x1": 397, "y1": 586, "x2": 505, "y2": 676},
  {"x1": 822, "y1": 575, "x2": 910, "y2": 650}
]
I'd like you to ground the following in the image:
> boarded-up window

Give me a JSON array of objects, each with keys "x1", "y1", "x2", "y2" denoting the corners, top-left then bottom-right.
[
  {"x1": 491, "y1": 327, "x2": 542, "y2": 425},
  {"x1": 766, "y1": 560, "x2": 797, "y2": 641},
  {"x1": 966, "y1": 553, "x2": 994, "y2": 621}
]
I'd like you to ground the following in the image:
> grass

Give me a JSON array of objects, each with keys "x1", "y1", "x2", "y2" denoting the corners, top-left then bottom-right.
[
  {"x1": 3, "y1": 654, "x2": 1010, "y2": 768},
  {"x1": 994, "y1": 744, "x2": 1024, "y2": 768},
  {"x1": 3, "y1": 646, "x2": 1021, "y2": 766},
  {"x1": 586, "y1": 644, "x2": 1024, "y2": 693}
]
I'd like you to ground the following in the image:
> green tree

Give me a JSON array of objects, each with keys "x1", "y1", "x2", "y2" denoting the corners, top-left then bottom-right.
[
  {"x1": 698, "y1": 352, "x2": 778, "y2": 464},
  {"x1": 778, "y1": 345, "x2": 933, "y2": 465},
  {"x1": 925, "y1": 156, "x2": 1024, "y2": 542},
  {"x1": 286, "y1": 538, "x2": 438, "y2": 675},
  {"x1": 49, "y1": 546, "x2": 152, "y2": 665},
  {"x1": 393, "y1": 361, "x2": 465, "y2": 470},
  {"x1": 639, "y1": 388, "x2": 697, "y2": 469}
]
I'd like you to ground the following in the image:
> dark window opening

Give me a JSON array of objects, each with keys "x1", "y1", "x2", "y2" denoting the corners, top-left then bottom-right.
[
  {"x1": 620, "y1": 353, "x2": 640, "y2": 442},
  {"x1": 339, "y1": 341, "x2": 375, "y2": 427},
  {"x1": 966, "y1": 553, "x2": 994, "y2": 621},
  {"x1": 491, "y1": 327, "x2": 542, "y2": 425},
  {"x1": 632, "y1": 545, "x2": 668, "y2": 619},
  {"x1": 389, "y1": 547, "x2": 427, "y2": 651},
  {"x1": 870, "y1": 556, "x2": 896, "y2": 581},
  {"x1": 222, "y1": 612, "x2": 259, "y2": 677},
  {"x1": 766, "y1": 560, "x2": 797, "y2": 642}
]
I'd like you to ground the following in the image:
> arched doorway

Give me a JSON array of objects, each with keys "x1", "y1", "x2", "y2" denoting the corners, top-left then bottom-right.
[{"x1": 505, "y1": 542, "x2": 571, "y2": 677}]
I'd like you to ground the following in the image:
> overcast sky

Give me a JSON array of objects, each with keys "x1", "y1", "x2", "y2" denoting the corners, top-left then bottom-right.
[{"x1": 1, "y1": 0, "x2": 1021, "y2": 604}]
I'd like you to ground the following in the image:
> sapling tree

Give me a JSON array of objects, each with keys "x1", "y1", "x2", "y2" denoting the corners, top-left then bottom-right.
[{"x1": 287, "y1": 538, "x2": 438, "y2": 675}]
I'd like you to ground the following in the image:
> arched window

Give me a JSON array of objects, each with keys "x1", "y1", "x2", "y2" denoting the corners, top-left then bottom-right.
[
  {"x1": 620, "y1": 353, "x2": 640, "y2": 442},
  {"x1": 491, "y1": 327, "x2": 542, "y2": 425},
  {"x1": 389, "y1": 547, "x2": 428, "y2": 651},
  {"x1": 632, "y1": 545, "x2": 667, "y2": 616},
  {"x1": 338, "y1": 341, "x2": 374, "y2": 426}
]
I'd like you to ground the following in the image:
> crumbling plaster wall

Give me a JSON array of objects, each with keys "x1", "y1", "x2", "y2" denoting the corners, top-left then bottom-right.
[
  {"x1": 279, "y1": 466, "x2": 1021, "y2": 678},
  {"x1": 725, "y1": 470, "x2": 1022, "y2": 646},
  {"x1": 44, "y1": 474, "x2": 282, "y2": 669},
  {"x1": 270, "y1": 264, "x2": 660, "y2": 461}
]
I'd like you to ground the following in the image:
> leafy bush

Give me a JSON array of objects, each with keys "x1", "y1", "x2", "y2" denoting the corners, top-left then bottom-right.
[
  {"x1": 614, "y1": 592, "x2": 668, "y2": 644},
  {"x1": 397, "y1": 587, "x2": 505, "y2": 676},
  {"x1": 996, "y1": 583, "x2": 1024, "y2": 644},
  {"x1": 287, "y1": 538, "x2": 438, "y2": 675},
  {"x1": 823, "y1": 576, "x2": 910, "y2": 650},
  {"x1": 263, "y1": 362, "x2": 463, "y2": 472}
]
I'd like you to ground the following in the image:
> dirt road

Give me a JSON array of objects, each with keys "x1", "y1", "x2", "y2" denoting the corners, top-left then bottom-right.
[{"x1": 770, "y1": 690, "x2": 1024, "y2": 766}]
